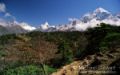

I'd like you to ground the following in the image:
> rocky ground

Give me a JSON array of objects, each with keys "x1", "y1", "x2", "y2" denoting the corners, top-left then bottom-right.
[{"x1": 51, "y1": 48, "x2": 120, "y2": 75}]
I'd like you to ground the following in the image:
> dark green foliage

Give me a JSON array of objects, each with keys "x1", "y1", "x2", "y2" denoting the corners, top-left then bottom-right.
[
  {"x1": 0, "y1": 34, "x2": 16, "y2": 44},
  {"x1": 83, "y1": 23, "x2": 120, "y2": 56},
  {"x1": 43, "y1": 65, "x2": 57, "y2": 75},
  {"x1": 4, "y1": 65, "x2": 44, "y2": 75},
  {"x1": 100, "y1": 33, "x2": 120, "y2": 52},
  {"x1": 75, "y1": 49, "x2": 84, "y2": 58},
  {"x1": 0, "y1": 45, "x2": 7, "y2": 57},
  {"x1": 57, "y1": 41, "x2": 73, "y2": 64},
  {"x1": 1, "y1": 65, "x2": 56, "y2": 75}
]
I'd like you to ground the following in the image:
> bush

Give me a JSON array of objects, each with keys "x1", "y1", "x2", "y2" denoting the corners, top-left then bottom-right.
[
  {"x1": 57, "y1": 41, "x2": 73, "y2": 64},
  {"x1": 4, "y1": 65, "x2": 44, "y2": 75},
  {"x1": 99, "y1": 33, "x2": 120, "y2": 52},
  {"x1": 43, "y1": 65, "x2": 57, "y2": 75},
  {"x1": 2, "y1": 64, "x2": 56, "y2": 75}
]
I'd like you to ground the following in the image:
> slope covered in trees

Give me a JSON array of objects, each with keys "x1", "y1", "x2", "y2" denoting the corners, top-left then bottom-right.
[{"x1": 0, "y1": 23, "x2": 120, "y2": 75}]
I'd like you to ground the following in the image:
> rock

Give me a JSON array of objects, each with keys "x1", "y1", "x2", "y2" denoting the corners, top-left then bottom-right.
[
  {"x1": 109, "y1": 50, "x2": 119, "y2": 53},
  {"x1": 100, "y1": 58, "x2": 108, "y2": 62},
  {"x1": 107, "y1": 54, "x2": 114, "y2": 58},
  {"x1": 86, "y1": 55, "x2": 92, "y2": 60},
  {"x1": 82, "y1": 61, "x2": 88, "y2": 66},
  {"x1": 62, "y1": 70, "x2": 67, "y2": 75},
  {"x1": 96, "y1": 53, "x2": 104, "y2": 57},
  {"x1": 89, "y1": 58, "x2": 102, "y2": 67}
]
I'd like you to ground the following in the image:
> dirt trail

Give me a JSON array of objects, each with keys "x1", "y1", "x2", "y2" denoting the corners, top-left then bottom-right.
[
  {"x1": 51, "y1": 55, "x2": 95, "y2": 75},
  {"x1": 51, "y1": 48, "x2": 120, "y2": 75}
]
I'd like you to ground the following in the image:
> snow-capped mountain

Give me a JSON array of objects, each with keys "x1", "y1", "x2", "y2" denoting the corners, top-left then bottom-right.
[
  {"x1": 37, "y1": 22, "x2": 56, "y2": 32},
  {"x1": 81, "y1": 7, "x2": 112, "y2": 23},
  {"x1": 18, "y1": 22, "x2": 36, "y2": 31},
  {"x1": 0, "y1": 24, "x2": 27, "y2": 35},
  {"x1": 40, "y1": 22, "x2": 49, "y2": 30},
  {"x1": 0, "y1": 7, "x2": 120, "y2": 34},
  {"x1": 37, "y1": 7, "x2": 120, "y2": 31}
]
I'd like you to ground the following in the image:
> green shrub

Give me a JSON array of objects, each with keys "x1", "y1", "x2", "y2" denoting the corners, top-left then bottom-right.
[
  {"x1": 99, "y1": 33, "x2": 120, "y2": 52},
  {"x1": 0, "y1": 45, "x2": 7, "y2": 57},
  {"x1": 3, "y1": 65, "x2": 56, "y2": 75},
  {"x1": 4, "y1": 65, "x2": 44, "y2": 75},
  {"x1": 43, "y1": 65, "x2": 57, "y2": 75},
  {"x1": 57, "y1": 41, "x2": 73, "y2": 64}
]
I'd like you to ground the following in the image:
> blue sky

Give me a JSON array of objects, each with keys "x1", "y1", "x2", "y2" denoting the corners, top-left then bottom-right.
[{"x1": 0, "y1": 0, "x2": 120, "y2": 26}]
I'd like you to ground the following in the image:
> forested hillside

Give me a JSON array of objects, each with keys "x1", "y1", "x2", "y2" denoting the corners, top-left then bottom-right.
[{"x1": 0, "y1": 23, "x2": 120, "y2": 75}]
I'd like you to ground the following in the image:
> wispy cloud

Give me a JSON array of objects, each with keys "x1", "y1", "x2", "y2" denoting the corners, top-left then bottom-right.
[
  {"x1": 0, "y1": 3, "x2": 6, "y2": 12},
  {"x1": 68, "y1": 18, "x2": 79, "y2": 22},
  {"x1": 5, "y1": 12, "x2": 11, "y2": 17},
  {"x1": 0, "y1": 3, "x2": 15, "y2": 19},
  {"x1": 0, "y1": 3, "x2": 36, "y2": 30}
]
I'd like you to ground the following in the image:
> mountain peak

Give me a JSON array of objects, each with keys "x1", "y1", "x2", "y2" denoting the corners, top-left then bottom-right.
[
  {"x1": 40, "y1": 22, "x2": 49, "y2": 30},
  {"x1": 44, "y1": 21, "x2": 49, "y2": 26},
  {"x1": 94, "y1": 7, "x2": 110, "y2": 13}
]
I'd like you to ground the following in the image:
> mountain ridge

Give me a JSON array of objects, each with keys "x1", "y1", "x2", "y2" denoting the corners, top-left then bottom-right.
[
  {"x1": 0, "y1": 7, "x2": 120, "y2": 35},
  {"x1": 37, "y1": 7, "x2": 120, "y2": 31}
]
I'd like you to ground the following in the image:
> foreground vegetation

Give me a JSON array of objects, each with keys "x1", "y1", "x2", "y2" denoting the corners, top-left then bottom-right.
[{"x1": 0, "y1": 23, "x2": 120, "y2": 75}]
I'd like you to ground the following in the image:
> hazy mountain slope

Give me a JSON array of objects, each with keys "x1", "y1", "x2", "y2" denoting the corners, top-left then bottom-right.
[
  {"x1": 0, "y1": 25, "x2": 27, "y2": 35},
  {"x1": 0, "y1": 25, "x2": 9, "y2": 35},
  {"x1": 0, "y1": 21, "x2": 36, "y2": 35}
]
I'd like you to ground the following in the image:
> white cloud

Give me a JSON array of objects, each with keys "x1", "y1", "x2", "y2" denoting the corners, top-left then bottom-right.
[
  {"x1": 5, "y1": 13, "x2": 11, "y2": 17},
  {"x1": 0, "y1": 3, "x2": 15, "y2": 19},
  {"x1": 70, "y1": 17, "x2": 120, "y2": 31},
  {"x1": 0, "y1": 3, "x2": 36, "y2": 31},
  {"x1": 5, "y1": 12, "x2": 16, "y2": 21},
  {"x1": 0, "y1": 3, "x2": 6, "y2": 12},
  {"x1": 68, "y1": 18, "x2": 79, "y2": 22}
]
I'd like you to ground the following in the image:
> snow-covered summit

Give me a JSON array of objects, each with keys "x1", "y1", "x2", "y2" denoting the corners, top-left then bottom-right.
[
  {"x1": 48, "y1": 7, "x2": 120, "y2": 31},
  {"x1": 19, "y1": 22, "x2": 36, "y2": 31},
  {"x1": 94, "y1": 7, "x2": 110, "y2": 14}
]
